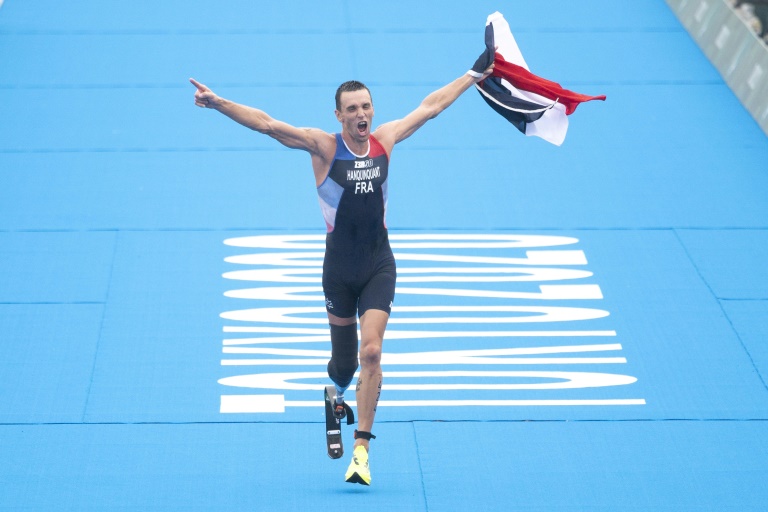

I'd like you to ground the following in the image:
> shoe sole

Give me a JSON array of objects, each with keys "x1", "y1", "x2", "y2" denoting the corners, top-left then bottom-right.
[{"x1": 345, "y1": 471, "x2": 370, "y2": 486}]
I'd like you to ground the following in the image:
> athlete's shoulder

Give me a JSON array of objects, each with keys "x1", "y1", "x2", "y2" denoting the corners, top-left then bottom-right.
[
  {"x1": 370, "y1": 127, "x2": 395, "y2": 158},
  {"x1": 306, "y1": 129, "x2": 336, "y2": 161},
  {"x1": 368, "y1": 134, "x2": 388, "y2": 159},
  {"x1": 311, "y1": 129, "x2": 337, "y2": 151},
  {"x1": 310, "y1": 131, "x2": 338, "y2": 185}
]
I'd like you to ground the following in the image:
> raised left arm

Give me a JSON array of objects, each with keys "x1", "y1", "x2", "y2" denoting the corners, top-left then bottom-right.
[
  {"x1": 374, "y1": 62, "x2": 493, "y2": 150},
  {"x1": 375, "y1": 74, "x2": 471, "y2": 145}
]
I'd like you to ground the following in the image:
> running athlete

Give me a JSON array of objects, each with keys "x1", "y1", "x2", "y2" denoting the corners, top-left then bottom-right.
[{"x1": 190, "y1": 55, "x2": 493, "y2": 486}]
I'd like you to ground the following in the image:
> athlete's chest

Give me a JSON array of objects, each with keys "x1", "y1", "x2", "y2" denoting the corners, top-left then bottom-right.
[{"x1": 328, "y1": 153, "x2": 389, "y2": 195}]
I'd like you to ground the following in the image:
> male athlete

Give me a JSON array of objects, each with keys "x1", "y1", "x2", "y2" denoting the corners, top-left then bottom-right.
[{"x1": 190, "y1": 52, "x2": 493, "y2": 485}]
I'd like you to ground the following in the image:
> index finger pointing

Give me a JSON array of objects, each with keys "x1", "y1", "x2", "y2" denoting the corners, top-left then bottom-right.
[{"x1": 189, "y1": 78, "x2": 207, "y2": 92}]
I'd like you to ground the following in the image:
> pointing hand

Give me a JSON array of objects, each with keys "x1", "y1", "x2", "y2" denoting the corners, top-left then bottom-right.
[{"x1": 190, "y1": 78, "x2": 222, "y2": 109}]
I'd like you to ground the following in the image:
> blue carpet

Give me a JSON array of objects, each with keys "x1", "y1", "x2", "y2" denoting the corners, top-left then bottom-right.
[{"x1": 1, "y1": 0, "x2": 767, "y2": 509}]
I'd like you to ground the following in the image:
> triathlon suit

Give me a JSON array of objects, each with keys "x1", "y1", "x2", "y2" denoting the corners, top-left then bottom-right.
[{"x1": 317, "y1": 133, "x2": 396, "y2": 318}]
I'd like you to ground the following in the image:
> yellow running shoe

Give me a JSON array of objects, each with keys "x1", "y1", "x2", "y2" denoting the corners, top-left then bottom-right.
[{"x1": 344, "y1": 445, "x2": 371, "y2": 486}]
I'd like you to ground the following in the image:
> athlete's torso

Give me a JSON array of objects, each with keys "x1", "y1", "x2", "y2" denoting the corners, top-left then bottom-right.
[{"x1": 317, "y1": 133, "x2": 390, "y2": 254}]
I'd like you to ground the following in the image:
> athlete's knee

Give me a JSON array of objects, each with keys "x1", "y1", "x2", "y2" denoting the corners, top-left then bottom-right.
[
  {"x1": 327, "y1": 323, "x2": 359, "y2": 388},
  {"x1": 359, "y1": 340, "x2": 382, "y2": 368}
]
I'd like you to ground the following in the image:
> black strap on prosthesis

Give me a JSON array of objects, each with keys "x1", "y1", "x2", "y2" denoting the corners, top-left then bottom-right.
[
  {"x1": 334, "y1": 401, "x2": 355, "y2": 425},
  {"x1": 354, "y1": 430, "x2": 376, "y2": 441}
]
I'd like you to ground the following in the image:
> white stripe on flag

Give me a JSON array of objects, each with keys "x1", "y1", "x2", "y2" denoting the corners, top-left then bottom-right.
[{"x1": 485, "y1": 12, "x2": 570, "y2": 145}]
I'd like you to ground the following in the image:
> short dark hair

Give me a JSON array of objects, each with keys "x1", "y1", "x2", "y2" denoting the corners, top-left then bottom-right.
[{"x1": 335, "y1": 80, "x2": 372, "y2": 110}]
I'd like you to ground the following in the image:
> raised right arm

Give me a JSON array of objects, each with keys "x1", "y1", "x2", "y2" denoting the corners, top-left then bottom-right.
[{"x1": 189, "y1": 78, "x2": 332, "y2": 156}]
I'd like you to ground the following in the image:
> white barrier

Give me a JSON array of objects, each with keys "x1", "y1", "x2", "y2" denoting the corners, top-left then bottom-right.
[{"x1": 667, "y1": 0, "x2": 768, "y2": 136}]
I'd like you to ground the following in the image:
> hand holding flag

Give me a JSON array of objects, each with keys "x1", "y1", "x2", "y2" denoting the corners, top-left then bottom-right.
[
  {"x1": 467, "y1": 21, "x2": 496, "y2": 79},
  {"x1": 474, "y1": 12, "x2": 606, "y2": 146}
]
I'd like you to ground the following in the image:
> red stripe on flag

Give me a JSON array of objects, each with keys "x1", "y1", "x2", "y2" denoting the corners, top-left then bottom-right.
[{"x1": 492, "y1": 54, "x2": 606, "y2": 115}]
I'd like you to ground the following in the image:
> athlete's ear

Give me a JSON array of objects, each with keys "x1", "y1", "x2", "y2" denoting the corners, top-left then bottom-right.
[{"x1": 335, "y1": 109, "x2": 343, "y2": 122}]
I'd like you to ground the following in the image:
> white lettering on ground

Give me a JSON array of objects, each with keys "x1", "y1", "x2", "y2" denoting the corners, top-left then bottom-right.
[{"x1": 218, "y1": 233, "x2": 644, "y2": 413}]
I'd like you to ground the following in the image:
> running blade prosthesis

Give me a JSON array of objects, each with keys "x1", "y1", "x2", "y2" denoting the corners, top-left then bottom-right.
[{"x1": 324, "y1": 385, "x2": 354, "y2": 459}]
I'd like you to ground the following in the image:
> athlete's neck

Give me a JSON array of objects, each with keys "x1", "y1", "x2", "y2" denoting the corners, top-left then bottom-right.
[{"x1": 340, "y1": 131, "x2": 370, "y2": 157}]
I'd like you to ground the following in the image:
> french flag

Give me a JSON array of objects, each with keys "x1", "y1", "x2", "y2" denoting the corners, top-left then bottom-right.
[{"x1": 469, "y1": 12, "x2": 606, "y2": 146}]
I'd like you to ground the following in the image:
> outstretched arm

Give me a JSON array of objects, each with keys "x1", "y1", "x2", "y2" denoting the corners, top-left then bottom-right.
[
  {"x1": 374, "y1": 70, "x2": 491, "y2": 148},
  {"x1": 189, "y1": 78, "x2": 331, "y2": 155}
]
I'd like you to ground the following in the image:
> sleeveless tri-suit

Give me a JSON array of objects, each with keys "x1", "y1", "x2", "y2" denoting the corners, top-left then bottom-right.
[{"x1": 316, "y1": 133, "x2": 396, "y2": 318}]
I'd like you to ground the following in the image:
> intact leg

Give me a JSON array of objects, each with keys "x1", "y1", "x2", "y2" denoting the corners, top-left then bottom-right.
[{"x1": 353, "y1": 308, "x2": 388, "y2": 452}]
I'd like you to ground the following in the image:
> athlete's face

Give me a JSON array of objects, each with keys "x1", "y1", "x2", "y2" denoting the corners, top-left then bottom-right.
[{"x1": 335, "y1": 89, "x2": 374, "y2": 143}]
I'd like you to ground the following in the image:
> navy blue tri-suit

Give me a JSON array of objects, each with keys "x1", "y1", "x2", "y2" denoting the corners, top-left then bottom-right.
[
  {"x1": 317, "y1": 133, "x2": 396, "y2": 389},
  {"x1": 317, "y1": 133, "x2": 396, "y2": 318}
]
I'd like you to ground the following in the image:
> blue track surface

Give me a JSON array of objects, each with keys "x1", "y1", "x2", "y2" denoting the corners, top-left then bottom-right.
[{"x1": 1, "y1": 1, "x2": 767, "y2": 510}]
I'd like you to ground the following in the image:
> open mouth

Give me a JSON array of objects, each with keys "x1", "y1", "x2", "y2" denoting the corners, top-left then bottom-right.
[{"x1": 357, "y1": 121, "x2": 368, "y2": 133}]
